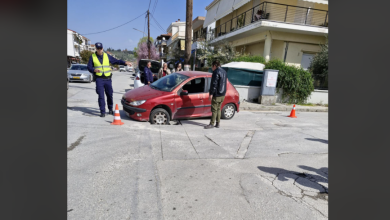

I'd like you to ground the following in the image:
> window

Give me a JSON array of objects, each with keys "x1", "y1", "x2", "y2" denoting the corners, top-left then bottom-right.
[
  {"x1": 182, "y1": 78, "x2": 205, "y2": 94},
  {"x1": 301, "y1": 53, "x2": 315, "y2": 70},
  {"x1": 151, "y1": 73, "x2": 189, "y2": 92}
]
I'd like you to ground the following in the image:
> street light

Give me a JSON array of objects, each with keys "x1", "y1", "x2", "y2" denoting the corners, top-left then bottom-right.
[{"x1": 133, "y1": 28, "x2": 147, "y2": 36}]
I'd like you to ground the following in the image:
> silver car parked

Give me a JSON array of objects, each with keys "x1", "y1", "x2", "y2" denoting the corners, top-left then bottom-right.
[{"x1": 67, "y1": 64, "x2": 93, "y2": 83}]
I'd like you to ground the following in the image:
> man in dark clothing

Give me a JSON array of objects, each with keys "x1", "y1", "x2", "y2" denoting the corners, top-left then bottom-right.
[
  {"x1": 143, "y1": 61, "x2": 154, "y2": 85},
  {"x1": 205, "y1": 60, "x2": 228, "y2": 129},
  {"x1": 87, "y1": 42, "x2": 132, "y2": 117}
]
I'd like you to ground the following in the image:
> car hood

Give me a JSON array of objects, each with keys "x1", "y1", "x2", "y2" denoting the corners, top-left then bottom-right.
[
  {"x1": 124, "y1": 85, "x2": 169, "y2": 102},
  {"x1": 67, "y1": 70, "x2": 91, "y2": 74}
]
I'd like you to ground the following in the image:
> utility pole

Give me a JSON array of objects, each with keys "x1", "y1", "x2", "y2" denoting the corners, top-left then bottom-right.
[
  {"x1": 184, "y1": 0, "x2": 193, "y2": 70},
  {"x1": 147, "y1": 10, "x2": 151, "y2": 59}
]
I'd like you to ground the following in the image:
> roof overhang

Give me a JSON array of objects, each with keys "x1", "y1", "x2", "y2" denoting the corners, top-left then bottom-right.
[{"x1": 299, "y1": 0, "x2": 328, "y2": 4}]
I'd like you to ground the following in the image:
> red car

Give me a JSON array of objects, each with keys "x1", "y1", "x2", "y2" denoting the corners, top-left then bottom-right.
[{"x1": 121, "y1": 71, "x2": 240, "y2": 125}]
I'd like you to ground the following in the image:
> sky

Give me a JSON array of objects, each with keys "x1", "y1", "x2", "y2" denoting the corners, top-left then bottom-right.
[{"x1": 68, "y1": 0, "x2": 212, "y2": 51}]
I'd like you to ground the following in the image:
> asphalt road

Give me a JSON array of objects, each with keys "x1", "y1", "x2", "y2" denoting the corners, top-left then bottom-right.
[{"x1": 67, "y1": 71, "x2": 329, "y2": 219}]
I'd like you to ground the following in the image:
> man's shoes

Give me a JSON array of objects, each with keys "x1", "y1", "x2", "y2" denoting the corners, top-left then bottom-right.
[
  {"x1": 204, "y1": 124, "x2": 214, "y2": 129},
  {"x1": 108, "y1": 110, "x2": 114, "y2": 115},
  {"x1": 215, "y1": 122, "x2": 220, "y2": 128},
  {"x1": 100, "y1": 113, "x2": 105, "y2": 117}
]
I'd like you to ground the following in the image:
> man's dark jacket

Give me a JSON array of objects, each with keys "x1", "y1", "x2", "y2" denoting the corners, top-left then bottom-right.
[
  {"x1": 209, "y1": 67, "x2": 227, "y2": 97},
  {"x1": 144, "y1": 66, "x2": 154, "y2": 84}
]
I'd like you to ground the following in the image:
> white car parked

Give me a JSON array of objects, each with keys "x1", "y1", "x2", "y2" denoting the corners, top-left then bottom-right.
[
  {"x1": 133, "y1": 71, "x2": 144, "y2": 89},
  {"x1": 119, "y1": 65, "x2": 126, "y2": 72}
]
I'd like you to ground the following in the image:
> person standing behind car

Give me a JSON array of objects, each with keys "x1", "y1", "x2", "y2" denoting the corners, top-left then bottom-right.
[
  {"x1": 204, "y1": 60, "x2": 227, "y2": 129},
  {"x1": 87, "y1": 42, "x2": 132, "y2": 118},
  {"x1": 158, "y1": 63, "x2": 171, "y2": 79},
  {"x1": 144, "y1": 61, "x2": 154, "y2": 85},
  {"x1": 175, "y1": 63, "x2": 183, "y2": 72}
]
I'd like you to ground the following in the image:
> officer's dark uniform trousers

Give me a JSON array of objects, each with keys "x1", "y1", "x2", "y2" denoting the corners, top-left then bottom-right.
[{"x1": 96, "y1": 78, "x2": 113, "y2": 113}]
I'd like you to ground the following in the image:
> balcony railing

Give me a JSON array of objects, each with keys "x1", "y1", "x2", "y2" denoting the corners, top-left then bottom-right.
[{"x1": 208, "y1": 1, "x2": 328, "y2": 41}]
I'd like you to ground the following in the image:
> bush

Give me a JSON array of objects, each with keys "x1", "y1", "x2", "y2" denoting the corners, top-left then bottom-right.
[
  {"x1": 309, "y1": 38, "x2": 328, "y2": 85},
  {"x1": 231, "y1": 55, "x2": 266, "y2": 63},
  {"x1": 265, "y1": 60, "x2": 314, "y2": 104}
]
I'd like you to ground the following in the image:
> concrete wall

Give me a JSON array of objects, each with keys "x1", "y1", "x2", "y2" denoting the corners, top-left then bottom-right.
[
  {"x1": 236, "y1": 41, "x2": 265, "y2": 55},
  {"x1": 284, "y1": 42, "x2": 321, "y2": 67},
  {"x1": 235, "y1": 85, "x2": 328, "y2": 104},
  {"x1": 270, "y1": 39, "x2": 284, "y2": 60},
  {"x1": 276, "y1": 88, "x2": 328, "y2": 104}
]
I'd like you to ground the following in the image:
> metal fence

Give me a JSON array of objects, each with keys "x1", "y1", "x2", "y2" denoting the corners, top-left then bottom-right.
[{"x1": 208, "y1": 1, "x2": 328, "y2": 41}]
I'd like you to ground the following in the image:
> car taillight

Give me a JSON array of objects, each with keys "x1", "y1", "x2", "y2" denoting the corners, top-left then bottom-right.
[{"x1": 136, "y1": 76, "x2": 140, "y2": 80}]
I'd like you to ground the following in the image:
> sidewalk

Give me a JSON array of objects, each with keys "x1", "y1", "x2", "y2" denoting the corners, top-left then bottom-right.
[{"x1": 240, "y1": 100, "x2": 328, "y2": 112}]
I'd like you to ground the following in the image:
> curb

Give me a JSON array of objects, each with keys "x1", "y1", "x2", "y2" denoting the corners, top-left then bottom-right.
[{"x1": 240, "y1": 105, "x2": 328, "y2": 112}]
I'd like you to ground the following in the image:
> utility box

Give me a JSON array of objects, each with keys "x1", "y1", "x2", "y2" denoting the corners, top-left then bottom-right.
[{"x1": 259, "y1": 69, "x2": 279, "y2": 105}]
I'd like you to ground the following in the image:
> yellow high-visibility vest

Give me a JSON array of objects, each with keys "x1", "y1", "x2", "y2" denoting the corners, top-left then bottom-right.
[{"x1": 92, "y1": 53, "x2": 112, "y2": 76}]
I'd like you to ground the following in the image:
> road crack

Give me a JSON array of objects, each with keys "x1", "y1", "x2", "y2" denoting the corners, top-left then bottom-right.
[
  {"x1": 204, "y1": 135, "x2": 220, "y2": 147},
  {"x1": 67, "y1": 135, "x2": 85, "y2": 151}
]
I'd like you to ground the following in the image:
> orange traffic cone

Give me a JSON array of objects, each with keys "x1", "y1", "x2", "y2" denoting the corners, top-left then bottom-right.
[
  {"x1": 111, "y1": 104, "x2": 124, "y2": 125},
  {"x1": 288, "y1": 104, "x2": 297, "y2": 118}
]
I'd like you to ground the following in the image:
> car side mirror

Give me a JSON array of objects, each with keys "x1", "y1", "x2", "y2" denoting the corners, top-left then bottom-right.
[{"x1": 180, "y1": 90, "x2": 188, "y2": 96}]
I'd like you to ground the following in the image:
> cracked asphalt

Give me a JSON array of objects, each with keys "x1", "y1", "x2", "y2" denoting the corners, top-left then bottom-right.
[{"x1": 68, "y1": 71, "x2": 328, "y2": 219}]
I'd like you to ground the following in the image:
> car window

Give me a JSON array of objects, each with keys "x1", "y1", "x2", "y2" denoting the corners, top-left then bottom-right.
[
  {"x1": 150, "y1": 73, "x2": 189, "y2": 92},
  {"x1": 182, "y1": 78, "x2": 205, "y2": 94},
  {"x1": 70, "y1": 65, "x2": 87, "y2": 71}
]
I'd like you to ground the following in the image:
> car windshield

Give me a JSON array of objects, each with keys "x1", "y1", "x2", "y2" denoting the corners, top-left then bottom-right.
[
  {"x1": 70, "y1": 65, "x2": 88, "y2": 71},
  {"x1": 150, "y1": 73, "x2": 189, "y2": 92}
]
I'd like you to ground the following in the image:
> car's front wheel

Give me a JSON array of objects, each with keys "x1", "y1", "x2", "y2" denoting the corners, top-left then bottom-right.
[
  {"x1": 221, "y1": 103, "x2": 236, "y2": 119},
  {"x1": 150, "y1": 108, "x2": 170, "y2": 125}
]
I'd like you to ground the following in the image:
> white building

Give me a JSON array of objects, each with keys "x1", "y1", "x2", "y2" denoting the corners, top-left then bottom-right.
[
  {"x1": 67, "y1": 29, "x2": 91, "y2": 67},
  {"x1": 166, "y1": 19, "x2": 193, "y2": 60}
]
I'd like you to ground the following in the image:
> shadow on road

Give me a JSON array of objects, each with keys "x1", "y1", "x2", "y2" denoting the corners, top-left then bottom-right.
[
  {"x1": 257, "y1": 165, "x2": 328, "y2": 192},
  {"x1": 305, "y1": 138, "x2": 328, "y2": 144},
  {"x1": 69, "y1": 84, "x2": 125, "y2": 95},
  {"x1": 67, "y1": 106, "x2": 101, "y2": 117},
  {"x1": 179, "y1": 119, "x2": 209, "y2": 127}
]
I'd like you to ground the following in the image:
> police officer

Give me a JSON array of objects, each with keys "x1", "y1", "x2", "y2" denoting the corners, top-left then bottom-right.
[{"x1": 87, "y1": 42, "x2": 132, "y2": 117}]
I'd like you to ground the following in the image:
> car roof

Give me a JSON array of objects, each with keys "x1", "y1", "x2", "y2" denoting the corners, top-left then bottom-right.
[
  {"x1": 177, "y1": 71, "x2": 212, "y2": 77},
  {"x1": 71, "y1": 64, "x2": 87, "y2": 66}
]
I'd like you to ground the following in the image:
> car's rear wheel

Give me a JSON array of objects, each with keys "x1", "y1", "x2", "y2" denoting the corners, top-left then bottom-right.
[
  {"x1": 221, "y1": 103, "x2": 236, "y2": 119},
  {"x1": 150, "y1": 108, "x2": 170, "y2": 125}
]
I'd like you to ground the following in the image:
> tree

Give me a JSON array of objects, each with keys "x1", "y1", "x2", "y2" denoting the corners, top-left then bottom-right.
[
  {"x1": 309, "y1": 37, "x2": 328, "y2": 86},
  {"x1": 133, "y1": 47, "x2": 138, "y2": 57},
  {"x1": 137, "y1": 36, "x2": 154, "y2": 48},
  {"x1": 136, "y1": 42, "x2": 159, "y2": 62},
  {"x1": 80, "y1": 50, "x2": 94, "y2": 64},
  {"x1": 198, "y1": 39, "x2": 241, "y2": 66}
]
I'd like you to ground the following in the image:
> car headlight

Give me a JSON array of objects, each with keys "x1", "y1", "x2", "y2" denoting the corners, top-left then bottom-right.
[{"x1": 129, "y1": 100, "x2": 146, "y2": 106}]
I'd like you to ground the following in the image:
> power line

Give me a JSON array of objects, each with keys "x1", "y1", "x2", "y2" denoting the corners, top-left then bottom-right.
[
  {"x1": 148, "y1": 0, "x2": 152, "y2": 10},
  {"x1": 150, "y1": 13, "x2": 167, "y2": 33},
  {"x1": 150, "y1": 18, "x2": 165, "y2": 33},
  {"x1": 143, "y1": 14, "x2": 147, "y2": 37},
  {"x1": 81, "y1": 12, "x2": 147, "y2": 35},
  {"x1": 152, "y1": 0, "x2": 158, "y2": 14}
]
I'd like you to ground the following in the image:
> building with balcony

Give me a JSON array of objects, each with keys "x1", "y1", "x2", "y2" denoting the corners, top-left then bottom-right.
[
  {"x1": 166, "y1": 19, "x2": 193, "y2": 60},
  {"x1": 154, "y1": 33, "x2": 172, "y2": 62},
  {"x1": 191, "y1": 16, "x2": 207, "y2": 68},
  {"x1": 67, "y1": 29, "x2": 91, "y2": 67},
  {"x1": 203, "y1": 0, "x2": 328, "y2": 69}
]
